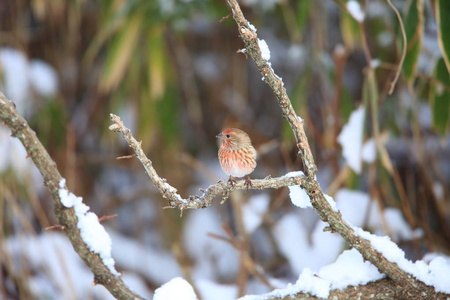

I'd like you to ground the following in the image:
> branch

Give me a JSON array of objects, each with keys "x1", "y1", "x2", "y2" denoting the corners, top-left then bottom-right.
[
  {"x1": 223, "y1": 0, "x2": 442, "y2": 298},
  {"x1": 0, "y1": 92, "x2": 144, "y2": 300},
  {"x1": 262, "y1": 278, "x2": 412, "y2": 300},
  {"x1": 109, "y1": 113, "x2": 305, "y2": 211}
]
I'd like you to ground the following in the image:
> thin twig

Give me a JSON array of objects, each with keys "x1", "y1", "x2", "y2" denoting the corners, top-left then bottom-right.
[
  {"x1": 98, "y1": 214, "x2": 118, "y2": 222},
  {"x1": 43, "y1": 225, "x2": 64, "y2": 231},
  {"x1": 117, "y1": 154, "x2": 135, "y2": 160},
  {"x1": 386, "y1": 0, "x2": 407, "y2": 94},
  {"x1": 220, "y1": 13, "x2": 232, "y2": 23}
]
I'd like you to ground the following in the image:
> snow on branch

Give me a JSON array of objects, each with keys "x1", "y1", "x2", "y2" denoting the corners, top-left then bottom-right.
[
  {"x1": 0, "y1": 92, "x2": 144, "y2": 300},
  {"x1": 109, "y1": 113, "x2": 306, "y2": 212},
  {"x1": 223, "y1": 0, "x2": 446, "y2": 298}
]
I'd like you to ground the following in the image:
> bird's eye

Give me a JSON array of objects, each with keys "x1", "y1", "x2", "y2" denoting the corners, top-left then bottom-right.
[{"x1": 226, "y1": 134, "x2": 230, "y2": 138}]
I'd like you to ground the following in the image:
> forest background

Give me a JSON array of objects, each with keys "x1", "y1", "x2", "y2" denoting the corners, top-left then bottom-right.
[{"x1": 0, "y1": 0, "x2": 449, "y2": 299}]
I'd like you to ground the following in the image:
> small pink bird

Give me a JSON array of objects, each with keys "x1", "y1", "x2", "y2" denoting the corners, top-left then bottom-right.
[{"x1": 216, "y1": 128, "x2": 257, "y2": 188}]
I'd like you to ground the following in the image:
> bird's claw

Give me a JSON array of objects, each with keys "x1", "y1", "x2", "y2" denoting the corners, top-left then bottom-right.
[
  {"x1": 228, "y1": 176, "x2": 237, "y2": 187},
  {"x1": 245, "y1": 175, "x2": 252, "y2": 190}
]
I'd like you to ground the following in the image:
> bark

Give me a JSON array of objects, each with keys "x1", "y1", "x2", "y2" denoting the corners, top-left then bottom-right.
[{"x1": 0, "y1": 92, "x2": 144, "y2": 300}]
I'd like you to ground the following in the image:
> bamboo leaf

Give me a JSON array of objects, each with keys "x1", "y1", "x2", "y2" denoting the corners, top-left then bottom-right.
[
  {"x1": 296, "y1": 0, "x2": 313, "y2": 30},
  {"x1": 147, "y1": 26, "x2": 166, "y2": 100},
  {"x1": 402, "y1": 0, "x2": 424, "y2": 84},
  {"x1": 340, "y1": 10, "x2": 361, "y2": 51},
  {"x1": 365, "y1": 69, "x2": 394, "y2": 174},
  {"x1": 430, "y1": 58, "x2": 450, "y2": 135},
  {"x1": 437, "y1": 0, "x2": 450, "y2": 73},
  {"x1": 99, "y1": 10, "x2": 144, "y2": 92}
]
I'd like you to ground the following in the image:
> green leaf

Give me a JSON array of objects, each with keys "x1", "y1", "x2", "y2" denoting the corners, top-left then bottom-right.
[
  {"x1": 100, "y1": 10, "x2": 144, "y2": 92},
  {"x1": 365, "y1": 69, "x2": 394, "y2": 174},
  {"x1": 437, "y1": 0, "x2": 450, "y2": 73},
  {"x1": 402, "y1": 0, "x2": 424, "y2": 84},
  {"x1": 296, "y1": 0, "x2": 313, "y2": 31},
  {"x1": 147, "y1": 25, "x2": 167, "y2": 101},
  {"x1": 340, "y1": 9, "x2": 361, "y2": 51},
  {"x1": 430, "y1": 58, "x2": 450, "y2": 135}
]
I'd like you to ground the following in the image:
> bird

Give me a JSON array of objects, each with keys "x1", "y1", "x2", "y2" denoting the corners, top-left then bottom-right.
[{"x1": 216, "y1": 128, "x2": 257, "y2": 189}]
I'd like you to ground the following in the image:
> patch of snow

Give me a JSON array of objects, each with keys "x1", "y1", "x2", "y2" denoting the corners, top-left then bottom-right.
[
  {"x1": 3, "y1": 232, "x2": 115, "y2": 299},
  {"x1": 183, "y1": 209, "x2": 239, "y2": 281},
  {"x1": 154, "y1": 277, "x2": 198, "y2": 300},
  {"x1": 319, "y1": 249, "x2": 384, "y2": 289},
  {"x1": 29, "y1": 59, "x2": 58, "y2": 97},
  {"x1": 273, "y1": 213, "x2": 343, "y2": 274},
  {"x1": 240, "y1": 249, "x2": 383, "y2": 299},
  {"x1": 258, "y1": 39, "x2": 271, "y2": 61},
  {"x1": 346, "y1": 0, "x2": 365, "y2": 22},
  {"x1": 354, "y1": 227, "x2": 450, "y2": 293},
  {"x1": 337, "y1": 106, "x2": 365, "y2": 174},
  {"x1": 242, "y1": 194, "x2": 270, "y2": 234},
  {"x1": 109, "y1": 230, "x2": 182, "y2": 285},
  {"x1": 0, "y1": 47, "x2": 30, "y2": 108},
  {"x1": 284, "y1": 171, "x2": 311, "y2": 208},
  {"x1": 196, "y1": 279, "x2": 238, "y2": 300},
  {"x1": 58, "y1": 178, "x2": 119, "y2": 276},
  {"x1": 361, "y1": 138, "x2": 376, "y2": 163}
]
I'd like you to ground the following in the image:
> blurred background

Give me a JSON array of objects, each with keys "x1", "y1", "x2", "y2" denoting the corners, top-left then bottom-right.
[{"x1": 0, "y1": 0, "x2": 449, "y2": 299}]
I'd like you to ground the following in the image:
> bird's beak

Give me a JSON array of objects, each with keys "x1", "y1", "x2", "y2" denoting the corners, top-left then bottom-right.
[{"x1": 216, "y1": 133, "x2": 223, "y2": 139}]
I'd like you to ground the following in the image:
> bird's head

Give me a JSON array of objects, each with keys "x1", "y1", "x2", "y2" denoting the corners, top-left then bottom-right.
[{"x1": 216, "y1": 128, "x2": 252, "y2": 151}]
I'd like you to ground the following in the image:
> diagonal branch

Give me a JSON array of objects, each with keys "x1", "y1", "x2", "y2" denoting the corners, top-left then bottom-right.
[
  {"x1": 223, "y1": 0, "x2": 441, "y2": 298},
  {"x1": 0, "y1": 92, "x2": 144, "y2": 300},
  {"x1": 109, "y1": 114, "x2": 305, "y2": 211}
]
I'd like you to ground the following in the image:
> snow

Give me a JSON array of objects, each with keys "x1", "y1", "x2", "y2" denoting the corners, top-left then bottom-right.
[
  {"x1": 319, "y1": 249, "x2": 384, "y2": 289},
  {"x1": 183, "y1": 209, "x2": 239, "y2": 281},
  {"x1": 0, "y1": 48, "x2": 58, "y2": 117},
  {"x1": 346, "y1": 0, "x2": 365, "y2": 22},
  {"x1": 242, "y1": 194, "x2": 270, "y2": 234},
  {"x1": 162, "y1": 181, "x2": 185, "y2": 202},
  {"x1": 154, "y1": 277, "x2": 198, "y2": 300},
  {"x1": 258, "y1": 39, "x2": 271, "y2": 61},
  {"x1": 0, "y1": 47, "x2": 30, "y2": 107},
  {"x1": 3, "y1": 232, "x2": 117, "y2": 299},
  {"x1": 323, "y1": 194, "x2": 338, "y2": 212},
  {"x1": 196, "y1": 279, "x2": 238, "y2": 300},
  {"x1": 240, "y1": 249, "x2": 384, "y2": 300},
  {"x1": 336, "y1": 189, "x2": 421, "y2": 241},
  {"x1": 109, "y1": 230, "x2": 182, "y2": 285},
  {"x1": 58, "y1": 178, "x2": 120, "y2": 276},
  {"x1": 288, "y1": 186, "x2": 311, "y2": 208},
  {"x1": 361, "y1": 138, "x2": 376, "y2": 163},
  {"x1": 296, "y1": 268, "x2": 330, "y2": 298},
  {"x1": 337, "y1": 106, "x2": 365, "y2": 174},
  {"x1": 370, "y1": 58, "x2": 381, "y2": 69},
  {"x1": 354, "y1": 227, "x2": 450, "y2": 293},
  {"x1": 247, "y1": 21, "x2": 257, "y2": 32},
  {"x1": 0, "y1": 126, "x2": 44, "y2": 192},
  {"x1": 121, "y1": 273, "x2": 153, "y2": 299},
  {"x1": 273, "y1": 213, "x2": 343, "y2": 274},
  {"x1": 29, "y1": 59, "x2": 59, "y2": 97},
  {"x1": 283, "y1": 171, "x2": 311, "y2": 208}
]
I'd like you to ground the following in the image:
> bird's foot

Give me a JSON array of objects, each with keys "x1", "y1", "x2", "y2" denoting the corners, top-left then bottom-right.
[
  {"x1": 244, "y1": 175, "x2": 252, "y2": 190},
  {"x1": 228, "y1": 176, "x2": 237, "y2": 187}
]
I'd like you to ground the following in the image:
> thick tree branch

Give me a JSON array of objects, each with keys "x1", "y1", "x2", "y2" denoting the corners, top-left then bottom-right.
[
  {"x1": 109, "y1": 114, "x2": 305, "y2": 211},
  {"x1": 0, "y1": 92, "x2": 144, "y2": 300},
  {"x1": 223, "y1": 0, "x2": 444, "y2": 299},
  {"x1": 263, "y1": 278, "x2": 439, "y2": 300}
]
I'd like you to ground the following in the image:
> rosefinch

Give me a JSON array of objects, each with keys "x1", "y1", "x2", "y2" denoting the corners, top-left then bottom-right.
[{"x1": 216, "y1": 128, "x2": 257, "y2": 188}]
